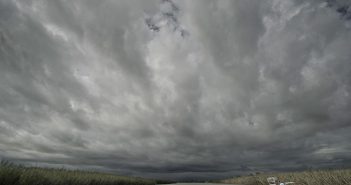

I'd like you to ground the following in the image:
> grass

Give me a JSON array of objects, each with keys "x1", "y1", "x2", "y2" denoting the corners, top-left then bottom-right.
[
  {"x1": 0, "y1": 161, "x2": 159, "y2": 185},
  {"x1": 219, "y1": 169, "x2": 351, "y2": 185}
]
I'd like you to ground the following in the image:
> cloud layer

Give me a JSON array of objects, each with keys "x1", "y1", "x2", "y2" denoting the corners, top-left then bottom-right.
[{"x1": 1, "y1": 0, "x2": 351, "y2": 180}]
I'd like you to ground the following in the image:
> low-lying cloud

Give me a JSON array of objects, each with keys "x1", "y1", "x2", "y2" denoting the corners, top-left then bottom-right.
[{"x1": 1, "y1": 0, "x2": 351, "y2": 181}]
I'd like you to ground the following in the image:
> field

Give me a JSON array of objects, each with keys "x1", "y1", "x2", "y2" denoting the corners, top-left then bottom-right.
[
  {"x1": 0, "y1": 161, "x2": 158, "y2": 185},
  {"x1": 219, "y1": 169, "x2": 351, "y2": 185}
]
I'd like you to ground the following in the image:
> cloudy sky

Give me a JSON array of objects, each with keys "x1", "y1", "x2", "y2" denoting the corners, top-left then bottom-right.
[{"x1": 1, "y1": 0, "x2": 351, "y2": 181}]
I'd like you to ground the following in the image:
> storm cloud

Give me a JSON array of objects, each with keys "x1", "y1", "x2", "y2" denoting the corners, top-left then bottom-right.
[{"x1": 1, "y1": 0, "x2": 351, "y2": 181}]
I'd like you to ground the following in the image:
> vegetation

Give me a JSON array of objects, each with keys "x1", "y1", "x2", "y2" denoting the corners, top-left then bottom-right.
[
  {"x1": 219, "y1": 169, "x2": 351, "y2": 185},
  {"x1": 0, "y1": 161, "x2": 158, "y2": 185}
]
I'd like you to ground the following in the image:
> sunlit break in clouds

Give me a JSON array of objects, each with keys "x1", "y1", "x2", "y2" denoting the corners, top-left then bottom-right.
[{"x1": 1, "y1": 0, "x2": 351, "y2": 181}]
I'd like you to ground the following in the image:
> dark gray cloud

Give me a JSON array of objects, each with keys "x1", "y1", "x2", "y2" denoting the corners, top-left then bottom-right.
[{"x1": 1, "y1": 0, "x2": 351, "y2": 181}]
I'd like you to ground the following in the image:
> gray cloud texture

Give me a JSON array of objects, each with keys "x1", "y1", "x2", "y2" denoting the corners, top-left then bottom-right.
[{"x1": 1, "y1": 0, "x2": 351, "y2": 181}]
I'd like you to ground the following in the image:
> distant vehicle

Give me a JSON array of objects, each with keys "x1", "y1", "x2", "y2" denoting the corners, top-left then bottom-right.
[
  {"x1": 267, "y1": 177, "x2": 278, "y2": 185},
  {"x1": 267, "y1": 177, "x2": 295, "y2": 185}
]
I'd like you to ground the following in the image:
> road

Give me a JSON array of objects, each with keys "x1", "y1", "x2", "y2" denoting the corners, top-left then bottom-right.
[{"x1": 163, "y1": 183, "x2": 240, "y2": 185}]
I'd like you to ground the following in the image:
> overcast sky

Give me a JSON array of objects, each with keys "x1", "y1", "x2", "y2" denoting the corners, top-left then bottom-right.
[{"x1": 1, "y1": 0, "x2": 351, "y2": 181}]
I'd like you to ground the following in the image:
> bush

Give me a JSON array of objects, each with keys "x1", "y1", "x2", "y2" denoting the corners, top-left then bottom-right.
[
  {"x1": 0, "y1": 161, "x2": 156, "y2": 185},
  {"x1": 220, "y1": 169, "x2": 351, "y2": 185}
]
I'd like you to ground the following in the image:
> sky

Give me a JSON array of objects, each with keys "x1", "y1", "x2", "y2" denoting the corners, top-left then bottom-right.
[{"x1": 1, "y1": 0, "x2": 351, "y2": 181}]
